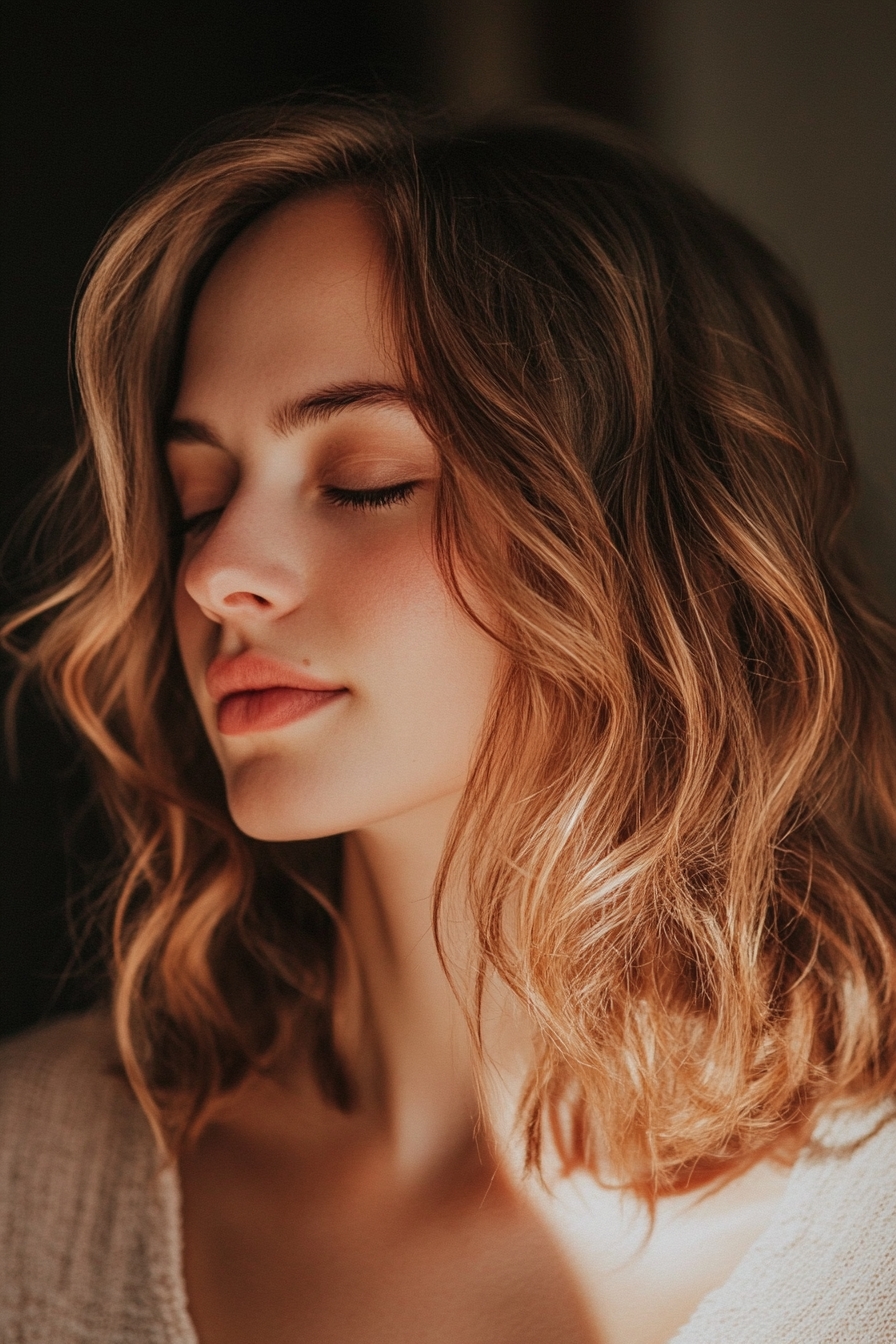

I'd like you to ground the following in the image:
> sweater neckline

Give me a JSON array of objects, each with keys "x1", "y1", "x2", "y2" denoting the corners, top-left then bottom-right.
[{"x1": 149, "y1": 1100, "x2": 896, "y2": 1344}]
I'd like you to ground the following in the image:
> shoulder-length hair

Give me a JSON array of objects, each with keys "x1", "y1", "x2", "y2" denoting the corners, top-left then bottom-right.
[{"x1": 5, "y1": 100, "x2": 896, "y2": 1192}]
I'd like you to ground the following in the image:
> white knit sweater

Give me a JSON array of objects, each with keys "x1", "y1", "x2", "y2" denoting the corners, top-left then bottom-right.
[{"x1": 1, "y1": 1012, "x2": 895, "y2": 1343}]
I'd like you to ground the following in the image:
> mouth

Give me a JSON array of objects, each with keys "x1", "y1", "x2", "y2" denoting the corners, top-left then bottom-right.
[
  {"x1": 207, "y1": 651, "x2": 348, "y2": 737},
  {"x1": 216, "y1": 686, "x2": 346, "y2": 736}
]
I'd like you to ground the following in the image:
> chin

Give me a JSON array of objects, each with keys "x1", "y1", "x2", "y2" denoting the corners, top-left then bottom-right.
[
  {"x1": 223, "y1": 756, "x2": 346, "y2": 842},
  {"x1": 221, "y1": 750, "x2": 464, "y2": 843},
  {"x1": 231, "y1": 811, "x2": 331, "y2": 843}
]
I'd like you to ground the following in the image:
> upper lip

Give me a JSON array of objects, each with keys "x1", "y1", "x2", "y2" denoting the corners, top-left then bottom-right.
[{"x1": 206, "y1": 651, "x2": 345, "y2": 703}]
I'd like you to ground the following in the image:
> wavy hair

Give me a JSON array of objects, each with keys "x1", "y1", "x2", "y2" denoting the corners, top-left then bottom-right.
[{"x1": 5, "y1": 101, "x2": 896, "y2": 1192}]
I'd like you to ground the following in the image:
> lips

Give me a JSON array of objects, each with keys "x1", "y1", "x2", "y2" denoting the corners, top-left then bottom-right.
[{"x1": 206, "y1": 651, "x2": 347, "y2": 736}]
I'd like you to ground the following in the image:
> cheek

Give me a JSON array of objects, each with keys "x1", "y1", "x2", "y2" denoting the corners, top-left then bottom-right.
[
  {"x1": 341, "y1": 536, "x2": 499, "y2": 763},
  {"x1": 333, "y1": 521, "x2": 461, "y2": 666},
  {"x1": 169, "y1": 510, "x2": 501, "y2": 838}
]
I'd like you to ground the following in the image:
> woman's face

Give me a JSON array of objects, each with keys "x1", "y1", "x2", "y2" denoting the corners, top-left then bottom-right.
[{"x1": 167, "y1": 189, "x2": 499, "y2": 841}]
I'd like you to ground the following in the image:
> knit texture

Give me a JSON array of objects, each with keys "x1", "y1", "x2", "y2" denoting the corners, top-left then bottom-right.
[
  {"x1": 671, "y1": 1099, "x2": 896, "y2": 1342},
  {"x1": 0, "y1": 1013, "x2": 195, "y2": 1344},
  {"x1": 1, "y1": 1011, "x2": 894, "y2": 1343}
]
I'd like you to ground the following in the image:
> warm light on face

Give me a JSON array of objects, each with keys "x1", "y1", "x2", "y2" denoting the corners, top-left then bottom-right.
[{"x1": 167, "y1": 189, "x2": 500, "y2": 841}]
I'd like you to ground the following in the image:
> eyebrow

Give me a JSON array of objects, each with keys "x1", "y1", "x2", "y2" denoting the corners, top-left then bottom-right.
[
  {"x1": 165, "y1": 380, "x2": 414, "y2": 450},
  {"x1": 270, "y1": 380, "x2": 413, "y2": 436}
]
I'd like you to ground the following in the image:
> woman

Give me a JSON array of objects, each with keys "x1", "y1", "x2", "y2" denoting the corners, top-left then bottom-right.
[{"x1": 2, "y1": 101, "x2": 895, "y2": 1344}]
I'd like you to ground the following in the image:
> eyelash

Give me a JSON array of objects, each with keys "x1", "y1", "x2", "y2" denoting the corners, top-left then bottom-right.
[
  {"x1": 172, "y1": 480, "x2": 420, "y2": 536},
  {"x1": 321, "y1": 480, "x2": 420, "y2": 511},
  {"x1": 171, "y1": 509, "x2": 222, "y2": 538}
]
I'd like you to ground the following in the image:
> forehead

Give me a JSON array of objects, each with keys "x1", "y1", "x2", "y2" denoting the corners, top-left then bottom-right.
[{"x1": 175, "y1": 188, "x2": 398, "y2": 420}]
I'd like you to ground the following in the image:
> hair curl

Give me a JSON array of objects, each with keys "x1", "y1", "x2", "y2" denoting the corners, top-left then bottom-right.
[{"x1": 5, "y1": 100, "x2": 896, "y2": 1192}]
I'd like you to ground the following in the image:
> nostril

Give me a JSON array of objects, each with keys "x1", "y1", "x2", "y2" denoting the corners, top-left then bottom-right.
[{"x1": 222, "y1": 591, "x2": 273, "y2": 609}]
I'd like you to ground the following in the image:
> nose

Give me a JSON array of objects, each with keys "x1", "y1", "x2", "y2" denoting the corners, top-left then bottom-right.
[{"x1": 181, "y1": 495, "x2": 305, "y2": 624}]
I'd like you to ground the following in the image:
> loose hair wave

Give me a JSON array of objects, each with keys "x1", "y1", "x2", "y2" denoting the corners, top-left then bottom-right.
[{"x1": 5, "y1": 100, "x2": 896, "y2": 1193}]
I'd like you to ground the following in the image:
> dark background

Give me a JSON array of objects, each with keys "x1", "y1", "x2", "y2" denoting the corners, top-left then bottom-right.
[{"x1": 2, "y1": 0, "x2": 893, "y2": 1036}]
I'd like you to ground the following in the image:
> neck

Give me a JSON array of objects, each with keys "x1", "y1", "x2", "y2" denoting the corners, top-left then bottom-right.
[{"x1": 340, "y1": 792, "x2": 480, "y2": 1176}]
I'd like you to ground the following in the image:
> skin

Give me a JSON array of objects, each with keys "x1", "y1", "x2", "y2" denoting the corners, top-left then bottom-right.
[{"x1": 168, "y1": 188, "x2": 793, "y2": 1344}]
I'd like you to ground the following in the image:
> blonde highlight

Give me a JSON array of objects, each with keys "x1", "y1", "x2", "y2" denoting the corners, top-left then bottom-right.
[{"x1": 4, "y1": 101, "x2": 895, "y2": 1192}]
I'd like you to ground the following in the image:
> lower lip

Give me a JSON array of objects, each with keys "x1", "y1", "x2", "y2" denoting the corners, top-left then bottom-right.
[{"x1": 216, "y1": 687, "x2": 346, "y2": 736}]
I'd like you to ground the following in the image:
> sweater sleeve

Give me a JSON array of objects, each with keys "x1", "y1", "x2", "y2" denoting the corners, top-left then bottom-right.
[
  {"x1": 0, "y1": 1011, "x2": 195, "y2": 1344},
  {"x1": 673, "y1": 1101, "x2": 896, "y2": 1344}
]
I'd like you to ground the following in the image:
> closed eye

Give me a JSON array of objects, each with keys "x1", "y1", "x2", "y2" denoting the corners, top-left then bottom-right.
[
  {"x1": 170, "y1": 480, "x2": 422, "y2": 535},
  {"x1": 321, "y1": 481, "x2": 421, "y2": 511},
  {"x1": 171, "y1": 508, "x2": 224, "y2": 538}
]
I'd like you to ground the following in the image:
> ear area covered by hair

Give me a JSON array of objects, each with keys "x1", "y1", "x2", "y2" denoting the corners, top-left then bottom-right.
[{"x1": 4, "y1": 98, "x2": 895, "y2": 1193}]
